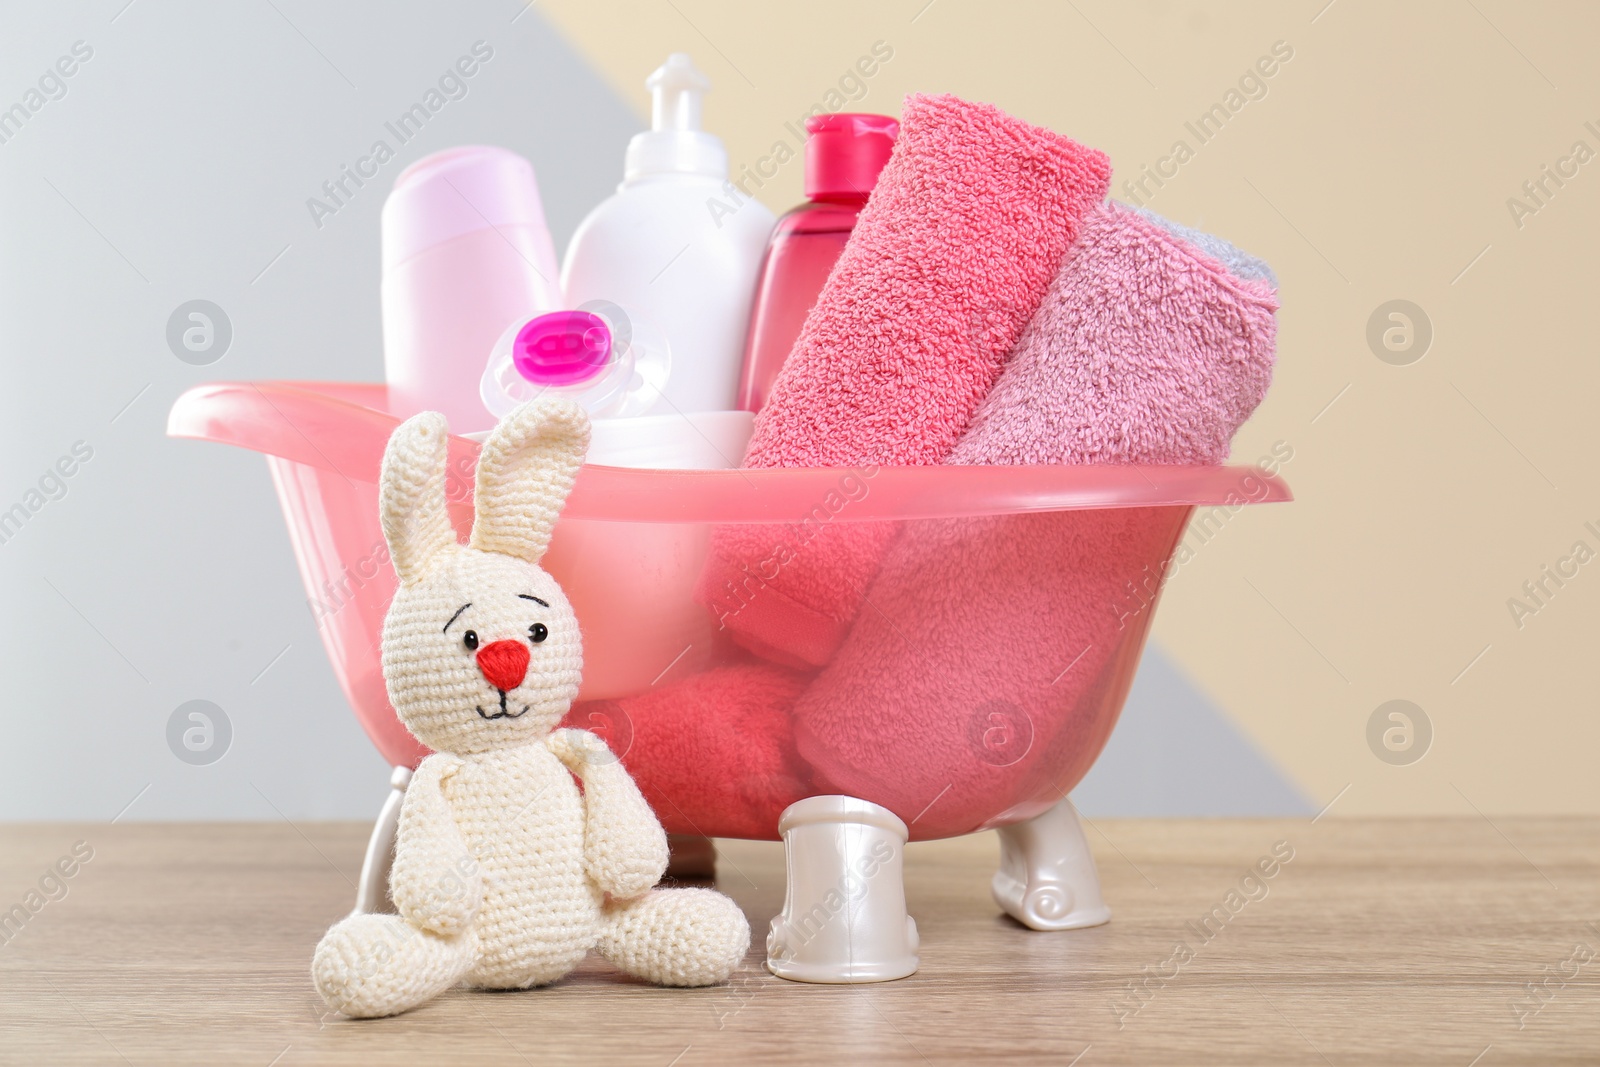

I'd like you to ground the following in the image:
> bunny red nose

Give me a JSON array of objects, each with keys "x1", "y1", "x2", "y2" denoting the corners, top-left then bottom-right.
[{"x1": 475, "y1": 640, "x2": 530, "y2": 692}]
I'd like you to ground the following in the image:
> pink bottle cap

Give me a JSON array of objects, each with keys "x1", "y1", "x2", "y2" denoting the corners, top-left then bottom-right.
[
  {"x1": 382, "y1": 146, "x2": 552, "y2": 272},
  {"x1": 804, "y1": 113, "x2": 899, "y2": 202},
  {"x1": 510, "y1": 311, "x2": 612, "y2": 387}
]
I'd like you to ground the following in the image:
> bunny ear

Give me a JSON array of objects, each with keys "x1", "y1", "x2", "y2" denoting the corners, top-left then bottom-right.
[
  {"x1": 380, "y1": 411, "x2": 458, "y2": 585},
  {"x1": 469, "y1": 398, "x2": 590, "y2": 564}
]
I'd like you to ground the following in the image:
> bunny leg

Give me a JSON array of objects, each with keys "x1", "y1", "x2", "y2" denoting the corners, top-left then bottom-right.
[
  {"x1": 312, "y1": 912, "x2": 477, "y2": 1018},
  {"x1": 597, "y1": 888, "x2": 750, "y2": 987}
]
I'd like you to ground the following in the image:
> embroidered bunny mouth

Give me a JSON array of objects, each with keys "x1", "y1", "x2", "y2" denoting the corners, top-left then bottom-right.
[{"x1": 476, "y1": 691, "x2": 530, "y2": 720}]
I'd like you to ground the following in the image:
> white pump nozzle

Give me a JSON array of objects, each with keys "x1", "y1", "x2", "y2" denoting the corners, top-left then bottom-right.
[
  {"x1": 648, "y1": 53, "x2": 710, "y2": 133},
  {"x1": 623, "y1": 52, "x2": 727, "y2": 183}
]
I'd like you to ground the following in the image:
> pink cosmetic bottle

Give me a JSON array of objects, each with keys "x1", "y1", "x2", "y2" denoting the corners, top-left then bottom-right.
[
  {"x1": 380, "y1": 146, "x2": 561, "y2": 434},
  {"x1": 736, "y1": 113, "x2": 898, "y2": 413}
]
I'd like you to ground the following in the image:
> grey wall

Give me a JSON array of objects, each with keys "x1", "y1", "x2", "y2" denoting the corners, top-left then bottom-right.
[
  {"x1": 0, "y1": 0, "x2": 640, "y2": 821},
  {"x1": 0, "y1": 0, "x2": 1306, "y2": 822},
  {"x1": 1075, "y1": 646, "x2": 1310, "y2": 818}
]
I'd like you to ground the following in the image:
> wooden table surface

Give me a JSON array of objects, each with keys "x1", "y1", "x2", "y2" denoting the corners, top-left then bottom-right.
[{"x1": 0, "y1": 818, "x2": 1595, "y2": 1065}]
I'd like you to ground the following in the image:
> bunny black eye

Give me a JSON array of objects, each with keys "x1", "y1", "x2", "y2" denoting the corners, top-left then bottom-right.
[
  {"x1": 462, "y1": 629, "x2": 479, "y2": 651},
  {"x1": 528, "y1": 623, "x2": 548, "y2": 644}
]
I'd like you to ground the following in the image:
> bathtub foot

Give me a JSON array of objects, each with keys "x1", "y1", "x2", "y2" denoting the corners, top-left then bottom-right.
[
  {"x1": 351, "y1": 765, "x2": 411, "y2": 918},
  {"x1": 766, "y1": 796, "x2": 918, "y2": 983},
  {"x1": 992, "y1": 796, "x2": 1111, "y2": 931}
]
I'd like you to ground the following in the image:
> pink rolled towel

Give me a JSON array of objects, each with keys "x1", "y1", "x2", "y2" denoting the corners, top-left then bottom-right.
[
  {"x1": 792, "y1": 203, "x2": 1280, "y2": 834},
  {"x1": 795, "y1": 506, "x2": 1188, "y2": 837},
  {"x1": 697, "y1": 94, "x2": 1112, "y2": 667},
  {"x1": 564, "y1": 663, "x2": 813, "y2": 840}
]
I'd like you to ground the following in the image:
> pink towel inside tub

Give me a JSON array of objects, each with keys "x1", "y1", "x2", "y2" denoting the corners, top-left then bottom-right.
[
  {"x1": 791, "y1": 201, "x2": 1280, "y2": 832},
  {"x1": 696, "y1": 93, "x2": 1112, "y2": 668},
  {"x1": 566, "y1": 662, "x2": 812, "y2": 840}
]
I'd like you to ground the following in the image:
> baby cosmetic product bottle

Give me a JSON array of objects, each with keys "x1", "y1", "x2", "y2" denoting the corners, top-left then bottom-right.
[
  {"x1": 736, "y1": 112, "x2": 898, "y2": 412},
  {"x1": 561, "y1": 53, "x2": 775, "y2": 416},
  {"x1": 381, "y1": 146, "x2": 561, "y2": 434}
]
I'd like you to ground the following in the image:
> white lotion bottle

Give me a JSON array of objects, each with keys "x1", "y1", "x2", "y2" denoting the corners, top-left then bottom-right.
[{"x1": 561, "y1": 53, "x2": 775, "y2": 416}]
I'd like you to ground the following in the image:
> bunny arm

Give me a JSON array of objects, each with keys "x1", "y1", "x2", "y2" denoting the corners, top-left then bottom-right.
[
  {"x1": 546, "y1": 729, "x2": 669, "y2": 900},
  {"x1": 388, "y1": 753, "x2": 483, "y2": 935}
]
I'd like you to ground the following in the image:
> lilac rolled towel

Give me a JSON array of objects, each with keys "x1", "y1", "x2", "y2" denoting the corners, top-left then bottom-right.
[
  {"x1": 792, "y1": 202, "x2": 1280, "y2": 832},
  {"x1": 948, "y1": 200, "x2": 1279, "y2": 466}
]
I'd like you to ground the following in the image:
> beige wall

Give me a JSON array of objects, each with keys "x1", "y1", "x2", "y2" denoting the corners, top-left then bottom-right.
[{"x1": 544, "y1": 0, "x2": 1600, "y2": 814}]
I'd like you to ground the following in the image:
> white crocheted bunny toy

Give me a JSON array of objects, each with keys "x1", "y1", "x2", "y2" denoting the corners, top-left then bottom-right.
[{"x1": 312, "y1": 399, "x2": 749, "y2": 1019}]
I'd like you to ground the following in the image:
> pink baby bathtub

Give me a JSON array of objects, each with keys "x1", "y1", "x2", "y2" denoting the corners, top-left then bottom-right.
[{"x1": 169, "y1": 380, "x2": 1288, "y2": 978}]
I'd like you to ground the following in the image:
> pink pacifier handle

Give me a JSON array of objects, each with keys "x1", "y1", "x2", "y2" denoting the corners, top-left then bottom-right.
[{"x1": 511, "y1": 311, "x2": 612, "y2": 387}]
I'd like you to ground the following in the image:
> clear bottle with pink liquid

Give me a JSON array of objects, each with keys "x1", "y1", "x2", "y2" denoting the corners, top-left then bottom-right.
[{"x1": 736, "y1": 112, "x2": 898, "y2": 413}]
